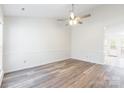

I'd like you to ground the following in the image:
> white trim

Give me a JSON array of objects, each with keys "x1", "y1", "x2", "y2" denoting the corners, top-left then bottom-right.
[
  {"x1": 70, "y1": 57, "x2": 105, "y2": 65},
  {"x1": 0, "y1": 70, "x2": 4, "y2": 87}
]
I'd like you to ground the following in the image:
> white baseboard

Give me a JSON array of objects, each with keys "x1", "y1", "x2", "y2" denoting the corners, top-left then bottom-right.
[
  {"x1": 5, "y1": 58, "x2": 70, "y2": 73},
  {"x1": 70, "y1": 57, "x2": 105, "y2": 65},
  {"x1": 0, "y1": 70, "x2": 4, "y2": 87}
]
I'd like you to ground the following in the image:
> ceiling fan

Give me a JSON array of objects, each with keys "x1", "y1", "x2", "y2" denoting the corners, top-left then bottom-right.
[{"x1": 57, "y1": 4, "x2": 91, "y2": 26}]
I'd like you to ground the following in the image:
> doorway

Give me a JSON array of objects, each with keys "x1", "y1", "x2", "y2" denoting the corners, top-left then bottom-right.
[{"x1": 104, "y1": 24, "x2": 124, "y2": 68}]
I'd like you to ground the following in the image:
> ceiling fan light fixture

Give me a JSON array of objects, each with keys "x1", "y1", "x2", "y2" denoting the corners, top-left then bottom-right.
[
  {"x1": 73, "y1": 19, "x2": 77, "y2": 25},
  {"x1": 69, "y1": 19, "x2": 77, "y2": 25},
  {"x1": 70, "y1": 12, "x2": 75, "y2": 19},
  {"x1": 69, "y1": 20, "x2": 73, "y2": 25}
]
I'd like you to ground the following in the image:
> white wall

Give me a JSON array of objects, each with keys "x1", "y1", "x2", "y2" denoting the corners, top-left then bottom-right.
[
  {"x1": 0, "y1": 5, "x2": 3, "y2": 86},
  {"x1": 71, "y1": 5, "x2": 124, "y2": 64},
  {"x1": 71, "y1": 23, "x2": 104, "y2": 64},
  {"x1": 0, "y1": 25, "x2": 2, "y2": 70},
  {"x1": 3, "y1": 16, "x2": 71, "y2": 73},
  {"x1": 0, "y1": 6, "x2": 3, "y2": 25},
  {"x1": 0, "y1": 6, "x2": 3, "y2": 70}
]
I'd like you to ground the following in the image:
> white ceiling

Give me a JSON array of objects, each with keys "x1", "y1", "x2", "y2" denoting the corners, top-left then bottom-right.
[{"x1": 2, "y1": 4, "x2": 99, "y2": 18}]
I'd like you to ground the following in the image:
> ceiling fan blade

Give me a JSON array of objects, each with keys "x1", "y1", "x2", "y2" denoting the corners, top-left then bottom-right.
[
  {"x1": 57, "y1": 18, "x2": 68, "y2": 21},
  {"x1": 80, "y1": 14, "x2": 91, "y2": 19},
  {"x1": 65, "y1": 24, "x2": 69, "y2": 26}
]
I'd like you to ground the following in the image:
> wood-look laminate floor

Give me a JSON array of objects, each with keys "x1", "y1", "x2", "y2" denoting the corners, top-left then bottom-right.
[{"x1": 1, "y1": 59, "x2": 124, "y2": 88}]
